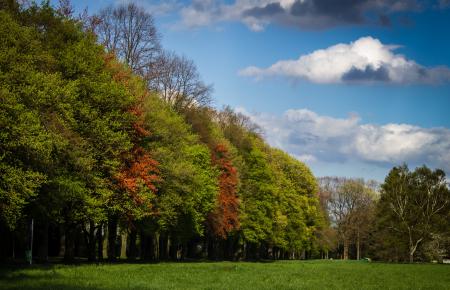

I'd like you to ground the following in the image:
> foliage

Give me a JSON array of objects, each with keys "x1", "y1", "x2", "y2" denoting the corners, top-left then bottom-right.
[
  {"x1": 0, "y1": 1, "x2": 348, "y2": 262},
  {"x1": 208, "y1": 143, "x2": 240, "y2": 238},
  {"x1": 374, "y1": 165, "x2": 450, "y2": 262}
]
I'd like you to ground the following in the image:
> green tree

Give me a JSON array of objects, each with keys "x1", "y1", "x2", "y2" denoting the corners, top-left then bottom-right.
[{"x1": 376, "y1": 165, "x2": 450, "y2": 262}]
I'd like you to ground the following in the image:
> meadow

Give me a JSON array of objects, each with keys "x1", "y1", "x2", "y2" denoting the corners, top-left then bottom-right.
[{"x1": 0, "y1": 260, "x2": 449, "y2": 290}]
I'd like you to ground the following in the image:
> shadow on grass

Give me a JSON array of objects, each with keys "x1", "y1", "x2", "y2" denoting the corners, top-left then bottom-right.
[{"x1": 0, "y1": 266, "x2": 103, "y2": 290}]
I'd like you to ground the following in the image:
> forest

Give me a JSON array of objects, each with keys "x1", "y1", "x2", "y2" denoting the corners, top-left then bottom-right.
[{"x1": 0, "y1": 0, "x2": 449, "y2": 265}]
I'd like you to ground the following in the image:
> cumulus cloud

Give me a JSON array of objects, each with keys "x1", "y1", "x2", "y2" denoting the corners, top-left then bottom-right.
[
  {"x1": 239, "y1": 36, "x2": 450, "y2": 84},
  {"x1": 237, "y1": 108, "x2": 450, "y2": 172},
  {"x1": 176, "y1": 0, "x2": 446, "y2": 31}
]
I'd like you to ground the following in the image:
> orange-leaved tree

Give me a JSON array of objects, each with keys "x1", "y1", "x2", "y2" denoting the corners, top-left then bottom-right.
[
  {"x1": 208, "y1": 143, "x2": 240, "y2": 238},
  {"x1": 105, "y1": 53, "x2": 160, "y2": 216}
]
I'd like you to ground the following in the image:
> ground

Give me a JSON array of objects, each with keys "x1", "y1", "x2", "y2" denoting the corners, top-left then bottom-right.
[{"x1": 0, "y1": 260, "x2": 449, "y2": 289}]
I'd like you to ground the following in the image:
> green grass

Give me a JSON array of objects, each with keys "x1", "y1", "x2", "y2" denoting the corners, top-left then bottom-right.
[{"x1": 0, "y1": 260, "x2": 449, "y2": 289}]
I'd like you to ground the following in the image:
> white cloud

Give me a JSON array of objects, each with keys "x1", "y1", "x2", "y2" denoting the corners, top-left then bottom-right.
[
  {"x1": 239, "y1": 108, "x2": 450, "y2": 172},
  {"x1": 239, "y1": 36, "x2": 450, "y2": 84}
]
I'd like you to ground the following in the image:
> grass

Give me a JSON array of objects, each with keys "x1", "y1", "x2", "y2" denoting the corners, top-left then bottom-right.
[{"x1": 0, "y1": 260, "x2": 449, "y2": 289}]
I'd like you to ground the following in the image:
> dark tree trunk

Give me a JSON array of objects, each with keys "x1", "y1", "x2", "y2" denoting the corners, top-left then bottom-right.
[
  {"x1": 37, "y1": 220, "x2": 49, "y2": 263},
  {"x1": 140, "y1": 231, "x2": 150, "y2": 261},
  {"x1": 169, "y1": 236, "x2": 177, "y2": 261},
  {"x1": 64, "y1": 226, "x2": 75, "y2": 262},
  {"x1": 74, "y1": 227, "x2": 82, "y2": 258},
  {"x1": 158, "y1": 233, "x2": 164, "y2": 260},
  {"x1": 86, "y1": 221, "x2": 96, "y2": 262},
  {"x1": 107, "y1": 216, "x2": 118, "y2": 261},
  {"x1": 128, "y1": 228, "x2": 137, "y2": 260},
  {"x1": 159, "y1": 233, "x2": 168, "y2": 260},
  {"x1": 59, "y1": 225, "x2": 65, "y2": 258},
  {"x1": 148, "y1": 234, "x2": 155, "y2": 260},
  {"x1": 207, "y1": 237, "x2": 215, "y2": 260},
  {"x1": 97, "y1": 223, "x2": 103, "y2": 261}
]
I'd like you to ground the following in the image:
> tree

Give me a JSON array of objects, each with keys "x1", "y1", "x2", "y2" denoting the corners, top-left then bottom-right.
[
  {"x1": 376, "y1": 165, "x2": 450, "y2": 262},
  {"x1": 94, "y1": 2, "x2": 160, "y2": 76},
  {"x1": 148, "y1": 51, "x2": 212, "y2": 111},
  {"x1": 0, "y1": 13, "x2": 50, "y2": 227},
  {"x1": 208, "y1": 143, "x2": 240, "y2": 239},
  {"x1": 142, "y1": 92, "x2": 219, "y2": 259},
  {"x1": 322, "y1": 177, "x2": 375, "y2": 260},
  {"x1": 268, "y1": 149, "x2": 322, "y2": 259}
]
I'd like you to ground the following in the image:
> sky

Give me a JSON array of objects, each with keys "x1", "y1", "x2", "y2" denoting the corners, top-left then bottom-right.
[{"x1": 64, "y1": 0, "x2": 450, "y2": 181}]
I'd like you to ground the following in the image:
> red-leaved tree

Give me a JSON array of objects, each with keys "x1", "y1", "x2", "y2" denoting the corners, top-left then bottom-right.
[{"x1": 208, "y1": 143, "x2": 240, "y2": 238}]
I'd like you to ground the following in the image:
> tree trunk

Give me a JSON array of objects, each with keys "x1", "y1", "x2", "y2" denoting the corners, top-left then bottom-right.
[
  {"x1": 356, "y1": 229, "x2": 360, "y2": 260},
  {"x1": 37, "y1": 220, "x2": 49, "y2": 263},
  {"x1": 128, "y1": 228, "x2": 137, "y2": 260},
  {"x1": 107, "y1": 216, "x2": 118, "y2": 261},
  {"x1": 149, "y1": 234, "x2": 156, "y2": 260},
  {"x1": 343, "y1": 238, "x2": 349, "y2": 260},
  {"x1": 407, "y1": 227, "x2": 423, "y2": 263},
  {"x1": 155, "y1": 233, "x2": 160, "y2": 261},
  {"x1": 64, "y1": 226, "x2": 75, "y2": 262},
  {"x1": 207, "y1": 237, "x2": 214, "y2": 260},
  {"x1": 102, "y1": 225, "x2": 108, "y2": 259},
  {"x1": 59, "y1": 225, "x2": 65, "y2": 257},
  {"x1": 120, "y1": 230, "x2": 127, "y2": 260},
  {"x1": 140, "y1": 231, "x2": 147, "y2": 260},
  {"x1": 159, "y1": 233, "x2": 169, "y2": 260},
  {"x1": 86, "y1": 221, "x2": 96, "y2": 262},
  {"x1": 97, "y1": 223, "x2": 103, "y2": 261}
]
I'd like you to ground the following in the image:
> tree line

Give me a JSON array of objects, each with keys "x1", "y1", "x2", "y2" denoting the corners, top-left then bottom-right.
[
  {"x1": 0, "y1": 1, "x2": 448, "y2": 264},
  {"x1": 0, "y1": 1, "x2": 324, "y2": 263}
]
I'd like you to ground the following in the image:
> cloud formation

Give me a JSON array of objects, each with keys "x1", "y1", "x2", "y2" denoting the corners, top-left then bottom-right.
[
  {"x1": 177, "y1": 0, "x2": 446, "y2": 31},
  {"x1": 237, "y1": 108, "x2": 450, "y2": 172},
  {"x1": 239, "y1": 36, "x2": 450, "y2": 84}
]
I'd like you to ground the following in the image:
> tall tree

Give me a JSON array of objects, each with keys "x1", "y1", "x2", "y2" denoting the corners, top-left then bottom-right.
[
  {"x1": 147, "y1": 51, "x2": 212, "y2": 111},
  {"x1": 322, "y1": 177, "x2": 375, "y2": 260},
  {"x1": 376, "y1": 165, "x2": 450, "y2": 262},
  {"x1": 94, "y1": 2, "x2": 160, "y2": 76},
  {"x1": 208, "y1": 143, "x2": 240, "y2": 239}
]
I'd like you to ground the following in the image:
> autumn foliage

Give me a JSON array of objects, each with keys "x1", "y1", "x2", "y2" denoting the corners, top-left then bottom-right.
[
  {"x1": 209, "y1": 143, "x2": 240, "y2": 238},
  {"x1": 113, "y1": 59, "x2": 160, "y2": 205},
  {"x1": 117, "y1": 147, "x2": 159, "y2": 195}
]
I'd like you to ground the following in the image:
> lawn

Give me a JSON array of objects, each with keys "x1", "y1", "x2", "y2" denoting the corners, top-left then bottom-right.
[{"x1": 0, "y1": 260, "x2": 449, "y2": 289}]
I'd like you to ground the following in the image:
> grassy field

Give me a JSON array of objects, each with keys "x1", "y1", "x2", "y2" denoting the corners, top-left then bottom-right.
[{"x1": 0, "y1": 260, "x2": 449, "y2": 289}]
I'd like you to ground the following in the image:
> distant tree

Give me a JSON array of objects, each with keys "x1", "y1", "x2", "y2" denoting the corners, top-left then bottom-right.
[
  {"x1": 56, "y1": 0, "x2": 73, "y2": 18},
  {"x1": 268, "y1": 148, "x2": 322, "y2": 258},
  {"x1": 94, "y1": 2, "x2": 160, "y2": 76},
  {"x1": 322, "y1": 177, "x2": 375, "y2": 260},
  {"x1": 147, "y1": 51, "x2": 212, "y2": 111},
  {"x1": 217, "y1": 106, "x2": 261, "y2": 151},
  {"x1": 376, "y1": 165, "x2": 450, "y2": 262}
]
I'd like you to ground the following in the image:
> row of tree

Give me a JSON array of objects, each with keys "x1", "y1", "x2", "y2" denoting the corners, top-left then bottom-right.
[
  {"x1": 0, "y1": 1, "x2": 448, "y2": 264},
  {"x1": 0, "y1": 1, "x2": 325, "y2": 263}
]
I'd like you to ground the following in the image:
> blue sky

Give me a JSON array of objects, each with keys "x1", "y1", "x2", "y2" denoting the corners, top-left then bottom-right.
[{"x1": 65, "y1": 0, "x2": 450, "y2": 181}]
